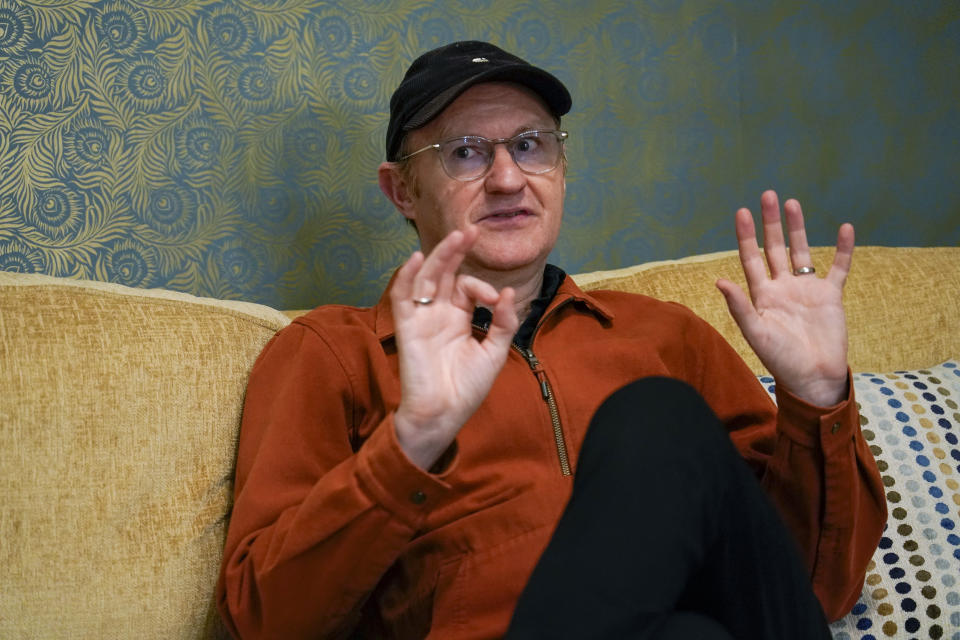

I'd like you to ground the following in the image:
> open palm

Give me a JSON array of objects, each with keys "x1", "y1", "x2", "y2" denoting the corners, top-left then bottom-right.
[{"x1": 717, "y1": 191, "x2": 853, "y2": 406}]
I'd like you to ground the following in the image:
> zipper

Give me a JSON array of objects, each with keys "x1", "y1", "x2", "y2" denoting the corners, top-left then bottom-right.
[
  {"x1": 472, "y1": 296, "x2": 576, "y2": 477},
  {"x1": 515, "y1": 345, "x2": 571, "y2": 476}
]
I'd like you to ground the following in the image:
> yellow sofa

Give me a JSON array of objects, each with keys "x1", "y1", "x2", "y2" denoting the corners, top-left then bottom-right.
[{"x1": 2, "y1": 246, "x2": 958, "y2": 638}]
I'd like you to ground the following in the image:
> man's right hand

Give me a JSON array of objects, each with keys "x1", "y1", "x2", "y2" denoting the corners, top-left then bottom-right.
[{"x1": 391, "y1": 227, "x2": 519, "y2": 470}]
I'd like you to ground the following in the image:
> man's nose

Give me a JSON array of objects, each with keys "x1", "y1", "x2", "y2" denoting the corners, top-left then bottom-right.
[{"x1": 484, "y1": 144, "x2": 526, "y2": 192}]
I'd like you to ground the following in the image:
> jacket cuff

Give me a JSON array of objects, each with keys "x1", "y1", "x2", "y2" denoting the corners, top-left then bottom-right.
[
  {"x1": 355, "y1": 414, "x2": 458, "y2": 528},
  {"x1": 775, "y1": 369, "x2": 857, "y2": 453}
]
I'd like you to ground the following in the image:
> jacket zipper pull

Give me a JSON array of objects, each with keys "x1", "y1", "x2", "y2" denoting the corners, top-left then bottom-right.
[
  {"x1": 521, "y1": 348, "x2": 551, "y2": 400},
  {"x1": 537, "y1": 378, "x2": 550, "y2": 400}
]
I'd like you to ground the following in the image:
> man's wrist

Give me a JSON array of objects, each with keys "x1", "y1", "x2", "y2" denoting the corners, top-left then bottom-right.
[{"x1": 394, "y1": 409, "x2": 460, "y2": 471}]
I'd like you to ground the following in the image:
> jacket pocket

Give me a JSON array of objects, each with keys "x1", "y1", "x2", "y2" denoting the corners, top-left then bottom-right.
[{"x1": 427, "y1": 524, "x2": 553, "y2": 640}]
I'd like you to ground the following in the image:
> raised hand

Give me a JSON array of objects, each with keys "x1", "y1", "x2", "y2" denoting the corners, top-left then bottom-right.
[
  {"x1": 716, "y1": 190, "x2": 853, "y2": 407},
  {"x1": 391, "y1": 226, "x2": 519, "y2": 470}
]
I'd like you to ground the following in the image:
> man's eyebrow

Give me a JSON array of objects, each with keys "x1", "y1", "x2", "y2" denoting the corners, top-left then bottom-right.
[
  {"x1": 434, "y1": 123, "x2": 554, "y2": 140},
  {"x1": 512, "y1": 124, "x2": 553, "y2": 136}
]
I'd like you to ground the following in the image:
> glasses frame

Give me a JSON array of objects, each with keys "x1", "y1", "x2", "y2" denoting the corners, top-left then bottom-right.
[{"x1": 398, "y1": 129, "x2": 569, "y2": 182}]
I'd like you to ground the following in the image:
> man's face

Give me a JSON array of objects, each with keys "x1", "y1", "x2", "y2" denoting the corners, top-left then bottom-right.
[{"x1": 397, "y1": 82, "x2": 565, "y2": 276}]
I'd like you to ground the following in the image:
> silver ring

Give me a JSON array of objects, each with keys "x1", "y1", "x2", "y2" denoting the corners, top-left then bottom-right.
[
  {"x1": 793, "y1": 266, "x2": 816, "y2": 276},
  {"x1": 412, "y1": 296, "x2": 434, "y2": 306}
]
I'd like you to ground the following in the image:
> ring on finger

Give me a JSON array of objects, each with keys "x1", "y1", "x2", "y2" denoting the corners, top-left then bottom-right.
[
  {"x1": 412, "y1": 296, "x2": 434, "y2": 305},
  {"x1": 793, "y1": 266, "x2": 816, "y2": 276}
]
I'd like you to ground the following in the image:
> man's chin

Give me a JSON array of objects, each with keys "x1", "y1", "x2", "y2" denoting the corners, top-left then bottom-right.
[{"x1": 465, "y1": 250, "x2": 549, "y2": 276}]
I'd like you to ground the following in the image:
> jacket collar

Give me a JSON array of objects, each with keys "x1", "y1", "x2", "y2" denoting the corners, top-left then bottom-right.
[{"x1": 372, "y1": 266, "x2": 615, "y2": 342}]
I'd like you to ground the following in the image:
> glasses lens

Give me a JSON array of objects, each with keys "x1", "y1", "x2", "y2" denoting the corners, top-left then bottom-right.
[
  {"x1": 438, "y1": 137, "x2": 492, "y2": 180},
  {"x1": 509, "y1": 131, "x2": 562, "y2": 174}
]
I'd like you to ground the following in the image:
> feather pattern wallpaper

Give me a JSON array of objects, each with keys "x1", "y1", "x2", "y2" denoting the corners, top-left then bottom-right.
[{"x1": 0, "y1": 0, "x2": 956, "y2": 309}]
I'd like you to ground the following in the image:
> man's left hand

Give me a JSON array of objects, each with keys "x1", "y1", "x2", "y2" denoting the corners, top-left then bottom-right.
[{"x1": 716, "y1": 190, "x2": 853, "y2": 407}]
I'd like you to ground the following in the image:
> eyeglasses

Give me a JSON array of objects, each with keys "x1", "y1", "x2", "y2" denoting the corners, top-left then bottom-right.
[{"x1": 399, "y1": 129, "x2": 568, "y2": 181}]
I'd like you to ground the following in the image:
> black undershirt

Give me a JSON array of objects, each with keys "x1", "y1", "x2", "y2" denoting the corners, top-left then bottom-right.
[{"x1": 471, "y1": 264, "x2": 566, "y2": 350}]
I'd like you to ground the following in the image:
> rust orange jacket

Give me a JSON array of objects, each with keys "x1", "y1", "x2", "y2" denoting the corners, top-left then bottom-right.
[{"x1": 216, "y1": 275, "x2": 886, "y2": 639}]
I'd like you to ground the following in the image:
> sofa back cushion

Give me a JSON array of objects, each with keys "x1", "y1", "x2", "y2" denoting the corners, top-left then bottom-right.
[
  {"x1": 0, "y1": 272, "x2": 290, "y2": 639},
  {"x1": 573, "y1": 246, "x2": 960, "y2": 376}
]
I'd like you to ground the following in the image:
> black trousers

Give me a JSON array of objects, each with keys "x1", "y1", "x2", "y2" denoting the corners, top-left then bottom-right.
[{"x1": 506, "y1": 377, "x2": 832, "y2": 640}]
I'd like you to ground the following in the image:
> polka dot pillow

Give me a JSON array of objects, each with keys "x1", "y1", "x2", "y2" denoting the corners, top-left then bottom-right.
[{"x1": 760, "y1": 360, "x2": 960, "y2": 639}]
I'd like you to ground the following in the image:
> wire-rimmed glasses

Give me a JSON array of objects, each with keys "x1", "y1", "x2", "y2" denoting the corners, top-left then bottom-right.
[{"x1": 399, "y1": 129, "x2": 568, "y2": 181}]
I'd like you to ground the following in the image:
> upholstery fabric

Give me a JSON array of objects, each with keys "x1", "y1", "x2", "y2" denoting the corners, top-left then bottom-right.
[
  {"x1": 760, "y1": 362, "x2": 960, "y2": 639},
  {"x1": 573, "y1": 246, "x2": 960, "y2": 376},
  {"x1": 0, "y1": 272, "x2": 289, "y2": 639}
]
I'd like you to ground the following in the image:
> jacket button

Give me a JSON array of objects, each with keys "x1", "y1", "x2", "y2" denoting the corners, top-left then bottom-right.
[
  {"x1": 410, "y1": 490, "x2": 427, "y2": 505},
  {"x1": 831, "y1": 422, "x2": 841, "y2": 434}
]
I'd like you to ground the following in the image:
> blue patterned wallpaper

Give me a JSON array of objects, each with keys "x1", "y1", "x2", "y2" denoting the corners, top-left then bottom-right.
[{"x1": 0, "y1": 1, "x2": 957, "y2": 309}]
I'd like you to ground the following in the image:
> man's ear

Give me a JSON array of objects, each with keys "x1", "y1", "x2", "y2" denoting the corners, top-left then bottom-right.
[{"x1": 378, "y1": 162, "x2": 417, "y2": 224}]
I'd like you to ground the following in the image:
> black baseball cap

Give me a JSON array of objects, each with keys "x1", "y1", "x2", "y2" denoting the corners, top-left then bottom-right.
[{"x1": 385, "y1": 40, "x2": 572, "y2": 161}]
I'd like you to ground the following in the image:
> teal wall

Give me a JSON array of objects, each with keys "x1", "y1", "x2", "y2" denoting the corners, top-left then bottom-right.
[{"x1": 0, "y1": 1, "x2": 956, "y2": 309}]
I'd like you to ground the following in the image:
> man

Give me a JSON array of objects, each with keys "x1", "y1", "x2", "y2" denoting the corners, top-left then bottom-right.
[{"x1": 217, "y1": 41, "x2": 885, "y2": 639}]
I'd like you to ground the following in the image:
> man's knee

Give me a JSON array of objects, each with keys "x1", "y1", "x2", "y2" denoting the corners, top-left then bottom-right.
[{"x1": 585, "y1": 377, "x2": 728, "y2": 458}]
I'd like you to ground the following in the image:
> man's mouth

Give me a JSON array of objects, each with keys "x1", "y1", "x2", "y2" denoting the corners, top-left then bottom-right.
[{"x1": 483, "y1": 209, "x2": 530, "y2": 220}]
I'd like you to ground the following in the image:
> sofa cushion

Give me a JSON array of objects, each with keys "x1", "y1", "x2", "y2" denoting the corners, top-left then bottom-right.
[
  {"x1": 573, "y1": 246, "x2": 960, "y2": 376},
  {"x1": 0, "y1": 272, "x2": 290, "y2": 639},
  {"x1": 761, "y1": 360, "x2": 960, "y2": 638}
]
